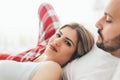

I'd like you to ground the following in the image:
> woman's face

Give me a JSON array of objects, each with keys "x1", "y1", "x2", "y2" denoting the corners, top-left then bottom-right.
[{"x1": 44, "y1": 26, "x2": 77, "y2": 66}]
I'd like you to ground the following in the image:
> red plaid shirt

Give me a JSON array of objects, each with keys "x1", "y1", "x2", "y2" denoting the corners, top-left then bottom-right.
[
  {"x1": 0, "y1": 45, "x2": 45, "y2": 62},
  {"x1": 0, "y1": 3, "x2": 60, "y2": 62}
]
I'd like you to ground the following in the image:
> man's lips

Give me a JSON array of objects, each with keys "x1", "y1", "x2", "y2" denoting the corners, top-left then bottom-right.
[
  {"x1": 98, "y1": 30, "x2": 103, "y2": 40},
  {"x1": 49, "y1": 44, "x2": 57, "y2": 52}
]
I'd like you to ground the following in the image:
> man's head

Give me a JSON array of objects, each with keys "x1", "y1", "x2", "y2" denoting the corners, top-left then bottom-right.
[{"x1": 95, "y1": 0, "x2": 120, "y2": 57}]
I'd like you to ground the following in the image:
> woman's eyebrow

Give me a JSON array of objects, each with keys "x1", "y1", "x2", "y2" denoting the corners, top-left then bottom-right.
[{"x1": 59, "y1": 30, "x2": 75, "y2": 46}]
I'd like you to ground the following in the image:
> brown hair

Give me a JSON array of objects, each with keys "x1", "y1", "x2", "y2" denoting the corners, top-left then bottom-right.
[{"x1": 60, "y1": 23, "x2": 94, "y2": 62}]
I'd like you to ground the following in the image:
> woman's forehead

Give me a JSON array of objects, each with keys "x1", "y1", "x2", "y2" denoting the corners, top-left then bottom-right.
[{"x1": 59, "y1": 27, "x2": 78, "y2": 45}]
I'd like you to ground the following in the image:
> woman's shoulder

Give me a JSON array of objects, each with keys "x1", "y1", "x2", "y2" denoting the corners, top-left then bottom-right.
[
  {"x1": 38, "y1": 61, "x2": 62, "y2": 70},
  {"x1": 43, "y1": 61, "x2": 61, "y2": 67},
  {"x1": 32, "y1": 61, "x2": 62, "y2": 80}
]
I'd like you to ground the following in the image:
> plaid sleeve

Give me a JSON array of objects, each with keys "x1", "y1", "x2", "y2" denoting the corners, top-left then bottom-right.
[
  {"x1": 0, "y1": 45, "x2": 45, "y2": 62},
  {"x1": 37, "y1": 3, "x2": 61, "y2": 46},
  {"x1": 0, "y1": 3, "x2": 61, "y2": 62}
]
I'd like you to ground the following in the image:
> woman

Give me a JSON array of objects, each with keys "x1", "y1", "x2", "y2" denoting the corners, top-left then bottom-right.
[
  {"x1": 0, "y1": 3, "x2": 93, "y2": 65},
  {"x1": 0, "y1": 22, "x2": 94, "y2": 80},
  {"x1": 34, "y1": 23, "x2": 94, "y2": 67},
  {"x1": 33, "y1": 22, "x2": 95, "y2": 80}
]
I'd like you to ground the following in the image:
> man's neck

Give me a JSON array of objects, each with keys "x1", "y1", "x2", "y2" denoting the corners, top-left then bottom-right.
[{"x1": 112, "y1": 49, "x2": 120, "y2": 58}]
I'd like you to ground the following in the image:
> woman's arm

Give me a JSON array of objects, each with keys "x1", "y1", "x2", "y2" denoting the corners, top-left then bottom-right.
[{"x1": 32, "y1": 61, "x2": 62, "y2": 80}]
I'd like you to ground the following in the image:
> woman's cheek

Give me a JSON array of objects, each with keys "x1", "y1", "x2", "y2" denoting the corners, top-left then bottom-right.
[{"x1": 48, "y1": 36, "x2": 55, "y2": 43}]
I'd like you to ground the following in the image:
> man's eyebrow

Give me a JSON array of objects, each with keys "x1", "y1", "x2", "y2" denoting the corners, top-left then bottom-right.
[
  {"x1": 59, "y1": 30, "x2": 75, "y2": 46},
  {"x1": 104, "y1": 12, "x2": 113, "y2": 19}
]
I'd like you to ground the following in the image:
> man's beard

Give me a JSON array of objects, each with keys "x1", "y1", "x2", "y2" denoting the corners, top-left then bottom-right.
[{"x1": 96, "y1": 30, "x2": 120, "y2": 53}]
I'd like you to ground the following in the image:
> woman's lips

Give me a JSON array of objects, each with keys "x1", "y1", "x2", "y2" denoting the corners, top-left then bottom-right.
[{"x1": 49, "y1": 44, "x2": 57, "y2": 52}]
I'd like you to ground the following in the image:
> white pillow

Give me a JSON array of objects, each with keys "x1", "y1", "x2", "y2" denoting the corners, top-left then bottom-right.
[
  {"x1": 111, "y1": 61, "x2": 120, "y2": 80},
  {"x1": 62, "y1": 45, "x2": 119, "y2": 80}
]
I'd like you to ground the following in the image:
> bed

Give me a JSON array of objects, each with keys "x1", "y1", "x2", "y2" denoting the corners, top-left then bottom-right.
[{"x1": 0, "y1": 1, "x2": 120, "y2": 80}]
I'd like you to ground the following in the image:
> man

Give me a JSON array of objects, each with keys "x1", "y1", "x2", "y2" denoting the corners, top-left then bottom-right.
[
  {"x1": 63, "y1": 0, "x2": 120, "y2": 80},
  {"x1": 95, "y1": 0, "x2": 120, "y2": 58}
]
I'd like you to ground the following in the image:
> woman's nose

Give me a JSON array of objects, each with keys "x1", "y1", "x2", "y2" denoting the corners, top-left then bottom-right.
[{"x1": 54, "y1": 38, "x2": 61, "y2": 47}]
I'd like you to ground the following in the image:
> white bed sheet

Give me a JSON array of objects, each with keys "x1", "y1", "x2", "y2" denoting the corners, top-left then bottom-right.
[{"x1": 63, "y1": 45, "x2": 120, "y2": 80}]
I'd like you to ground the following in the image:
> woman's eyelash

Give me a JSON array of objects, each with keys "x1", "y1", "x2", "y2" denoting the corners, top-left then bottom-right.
[
  {"x1": 65, "y1": 40, "x2": 71, "y2": 46},
  {"x1": 56, "y1": 33, "x2": 61, "y2": 37}
]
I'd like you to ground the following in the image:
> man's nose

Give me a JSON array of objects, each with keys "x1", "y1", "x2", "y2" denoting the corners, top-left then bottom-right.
[
  {"x1": 95, "y1": 21, "x2": 103, "y2": 30},
  {"x1": 95, "y1": 17, "x2": 104, "y2": 30}
]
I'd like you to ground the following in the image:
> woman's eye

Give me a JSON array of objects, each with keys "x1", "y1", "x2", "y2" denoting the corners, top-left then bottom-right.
[
  {"x1": 56, "y1": 33, "x2": 61, "y2": 37},
  {"x1": 65, "y1": 40, "x2": 71, "y2": 46}
]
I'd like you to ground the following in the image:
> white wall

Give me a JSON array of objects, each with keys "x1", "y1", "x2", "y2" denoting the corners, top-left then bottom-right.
[{"x1": 0, "y1": 0, "x2": 108, "y2": 53}]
